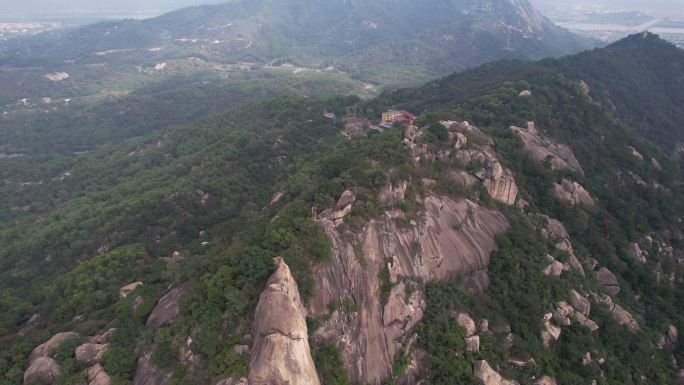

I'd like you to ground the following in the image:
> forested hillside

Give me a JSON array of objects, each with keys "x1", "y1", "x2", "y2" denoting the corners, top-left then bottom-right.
[{"x1": 1, "y1": 33, "x2": 684, "y2": 385}]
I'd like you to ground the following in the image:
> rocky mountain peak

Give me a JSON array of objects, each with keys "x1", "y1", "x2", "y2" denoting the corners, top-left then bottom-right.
[{"x1": 249, "y1": 257, "x2": 320, "y2": 385}]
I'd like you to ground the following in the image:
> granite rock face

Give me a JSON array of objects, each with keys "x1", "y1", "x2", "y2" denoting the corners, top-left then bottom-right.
[
  {"x1": 133, "y1": 354, "x2": 170, "y2": 385},
  {"x1": 511, "y1": 123, "x2": 583, "y2": 174},
  {"x1": 248, "y1": 257, "x2": 320, "y2": 385},
  {"x1": 146, "y1": 283, "x2": 190, "y2": 331},
  {"x1": 24, "y1": 356, "x2": 61, "y2": 384},
  {"x1": 310, "y1": 195, "x2": 508, "y2": 385}
]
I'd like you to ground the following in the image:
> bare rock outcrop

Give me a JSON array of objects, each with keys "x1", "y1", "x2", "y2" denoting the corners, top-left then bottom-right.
[
  {"x1": 311, "y1": 195, "x2": 508, "y2": 385},
  {"x1": 29, "y1": 332, "x2": 80, "y2": 363},
  {"x1": 569, "y1": 289, "x2": 591, "y2": 316},
  {"x1": 554, "y1": 179, "x2": 595, "y2": 206},
  {"x1": 86, "y1": 364, "x2": 112, "y2": 385},
  {"x1": 457, "y1": 313, "x2": 478, "y2": 337},
  {"x1": 146, "y1": 283, "x2": 190, "y2": 331},
  {"x1": 474, "y1": 360, "x2": 519, "y2": 385},
  {"x1": 590, "y1": 292, "x2": 638, "y2": 331},
  {"x1": 378, "y1": 181, "x2": 408, "y2": 205},
  {"x1": 133, "y1": 354, "x2": 170, "y2": 385},
  {"x1": 120, "y1": 282, "x2": 143, "y2": 298},
  {"x1": 627, "y1": 243, "x2": 647, "y2": 263},
  {"x1": 466, "y1": 336, "x2": 480, "y2": 352},
  {"x1": 511, "y1": 123, "x2": 583, "y2": 174},
  {"x1": 75, "y1": 343, "x2": 109, "y2": 366},
  {"x1": 544, "y1": 259, "x2": 564, "y2": 277},
  {"x1": 596, "y1": 268, "x2": 620, "y2": 296},
  {"x1": 323, "y1": 189, "x2": 356, "y2": 223},
  {"x1": 658, "y1": 325, "x2": 678, "y2": 350},
  {"x1": 249, "y1": 257, "x2": 320, "y2": 385},
  {"x1": 534, "y1": 376, "x2": 557, "y2": 385},
  {"x1": 542, "y1": 313, "x2": 562, "y2": 348},
  {"x1": 539, "y1": 216, "x2": 585, "y2": 276},
  {"x1": 483, "y1": 162, "x2": 518, "y2": 205},
  {"x1": 24, "y1": 356, "x2": 61, "y2": 384}
]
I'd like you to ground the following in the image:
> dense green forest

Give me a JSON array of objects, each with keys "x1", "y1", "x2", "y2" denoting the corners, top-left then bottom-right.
[{"x1": 1, "y1": 33, "x2": 684, "y2": 385}]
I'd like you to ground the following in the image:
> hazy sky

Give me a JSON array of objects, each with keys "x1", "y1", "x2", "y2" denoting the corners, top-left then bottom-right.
[{"x1": 0, "y1": 0, "x2": 680, "y2": 18}]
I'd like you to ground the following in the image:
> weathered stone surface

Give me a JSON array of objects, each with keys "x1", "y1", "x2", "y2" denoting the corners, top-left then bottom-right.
[
  {"x1": 574, "y1": 312, "x2": 599, "y2": 332},
  {"x1": 383, "y1": 283, "x2": 425, "y2": 329},
  {"x1": 544, "y1": 260, "x2": 564, "y2": 277},
  {"x1": 534, "y1": 375, "x2": 557, "y2": 385},
  {"x1": 24, "y1": 356, "x2": 61, "y2": 384},
  {"x1": 446, "y1": 170, "x2": 478, "y2": 187},
  {"x1": 596, "y1": 268, "x2": 620, "y2": 295},
  {"x1": 457, "y1": 313, "x2": 478, "y2": 337},
  {"x1": 234, "y1": 345, "x2": 249, "y2": 355},
  {"x1": 510, "y1": 124, "x2": 583, "y2": 174},
  {"x1": 519, "y1": 90, "x2": 532, "y2": 97},
  {"x1": 249, "y1": 257, "x2": 320, "y2": 385},
  {"x1": 651, "y1": 158, "x2": 663, "y2": 171},
  {"x1": 579, "y1": 80, "x2": 591, "y2": 96},
  {"x1": 133, "y1": 354, "x2": 169, "y2": 385},
  {"x1": 89, "y1": 328, "x2": 116, "y2": 344},
  {"x1": 18, "y1": 313, "x2": 41, "y2": 336},
  {"x1": 658, "y1": 325, "x2": 678, "y2": 350},
  {"x1": 474, "y1": 360, "x2": 519, "y2": 385},
  {"x1": 542, "y1": 314, "x2": 562, "y2": 348},
  {"x1": 554, "y1": 179, "x2": 595, "y2": 206},
  {"x1": 466, "y1": 335, "x2": 480, "y2": 352},
  {"x1": 75, "y1": 343, "x2": 109, "y2": 366},
  {"x1": 611, "y1": 303, "x2": 639, "y2": 332},
  {"x1": 325, "y1": 189, "x2": 356, "y2": 222},
  {"x1": 311, "y1": 195, "x2": 508, "y2": 385},
  {"x1": 484, "y1": 162, "x2": 518, "y2": 205},
  {"x1": 378, "y1": 181, "x2": 408, "y2": 205},
  {"x1": 120, "y1": 282, "x2": 143, "y2": 298},
  {"x1": 86, "y1": 364, "x2": 112, "y2": 385},
  {"x1": 569, "y1": 289, "x2": 591, "y2": 316},
  {"x1": 627, "y1": 243, "x2": 647, "y2": 263},
  {"x1": 629, "y1": 146, "x2": 644, "y2": 161},
  {"x1": 270, "y1": 192, "x2": 284, "y2": 206},
  {"x1": 131, "y1": 296, "x2": 144, "y2": 312},
  {"x1": 29, "y1": 332, "x2": 80, "y2": 363},
  {"x1": 146, "y1": 283, "x2": 190, "y2": 331}
]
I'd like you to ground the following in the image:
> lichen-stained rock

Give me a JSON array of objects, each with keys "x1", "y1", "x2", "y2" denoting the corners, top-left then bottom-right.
[
  {"x1": 554, "y1": 179, "x2": 595, "y2": 206},
  {"x1": 310, "y1": 195, "x2": 508, "y2": 385},
  {"x1": 249, "y1": 257, "x2": 320, "y2": 385},
  {"x1": 510, "y1": 123, "x2": 583, "y2": 174},
  {"x1": 24, "y1": 356, "x2": 61, "y2": 384},
  {"x1": 29, "y1": 332, "x2": 80, "y2": 363},
  {"x1": 596, "y1": 268, "x2": 620, "y2": 296},
  {"x1": 75, "y1": 343, "x2": 109, "y2": 366},
  {"x1": 658, "y1": 325, "x2": 679, "y2": 350},
  {"x1": 133, "y1": 354, "x2": 170, "y2": 385},
  {"x1": 146, "y1": 283, "x2": 190, "y2": 331},
  {"x1": 474, "y1": 360, "x2": 519, "y2": 385},
  {"x1": 86, "y1": 364, "x2": 112, "y2": 385}
]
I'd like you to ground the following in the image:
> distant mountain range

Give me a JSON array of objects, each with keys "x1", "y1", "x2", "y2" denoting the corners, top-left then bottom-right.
[{"x1": 0, "y1": 0, "x2": 592, "y2": 83}]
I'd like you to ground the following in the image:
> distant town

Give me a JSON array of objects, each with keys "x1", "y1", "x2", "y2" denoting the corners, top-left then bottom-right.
[{"x1": 542, "y1": 8, "x2": 684, "y2": 48}]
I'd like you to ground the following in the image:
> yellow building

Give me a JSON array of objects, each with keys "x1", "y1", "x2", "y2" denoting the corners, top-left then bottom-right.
[{"x1": 382, "y1": 110, "x2": 402, "y2": 122}]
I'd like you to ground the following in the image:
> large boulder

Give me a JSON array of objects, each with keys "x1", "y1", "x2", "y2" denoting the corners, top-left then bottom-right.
[
  {"x1": 120, "y1": 282, "x2": 143, "y2": 298},
  {"x1": 86, "y1": 364, "x2": 112, "y2": 385},
  {"x1": 542, "y1": 313, "x2": 561, "y2": 348},
  {"x1": 29, "y1": 332, "x2": 80, "y2": 363},
  {"x1": 146, "y1": 283, "x2": 190, "y2": 331},
  {"x1": 596, "y1": 268, "x2": 620, "y2": 296},
  {"x1": 457, "y1": 313, "x2": 477, "y2": 337},
  {"x1": 658, "y1": 325, "x2": 679, "y2": 350},
  {"x1": 569, "y1": 290, "x2": 591, "y2": 316},
  {"x1": 75, "y1": 343, "x2": 109, "y2": 366},
  {"x1": 483, "y1": 162, "x2": 518, "y2": 205},
  {"x1": 473, "y1": 360, "x2": 519, "y2": 385},
  {"x1": 249, "y1": 257, "x2": 320, "y2": 385},
  {"x1": 24, "y1": 357, "x2": 61, "y2": 384},
  {"x1": 510, "y1": 124, "x2": 583, "y2": 174},
  {"x1": 554, "y1": 179, "x2": 595, "y2": 206},
  {"x1": 133, "y1": 354, "x2": 170, "y2": 385}
]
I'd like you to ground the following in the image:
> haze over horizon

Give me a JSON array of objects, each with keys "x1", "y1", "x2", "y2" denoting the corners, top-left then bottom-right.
[{"x1": 0, "y1": 0, "x2": 679, "y2": 19}]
